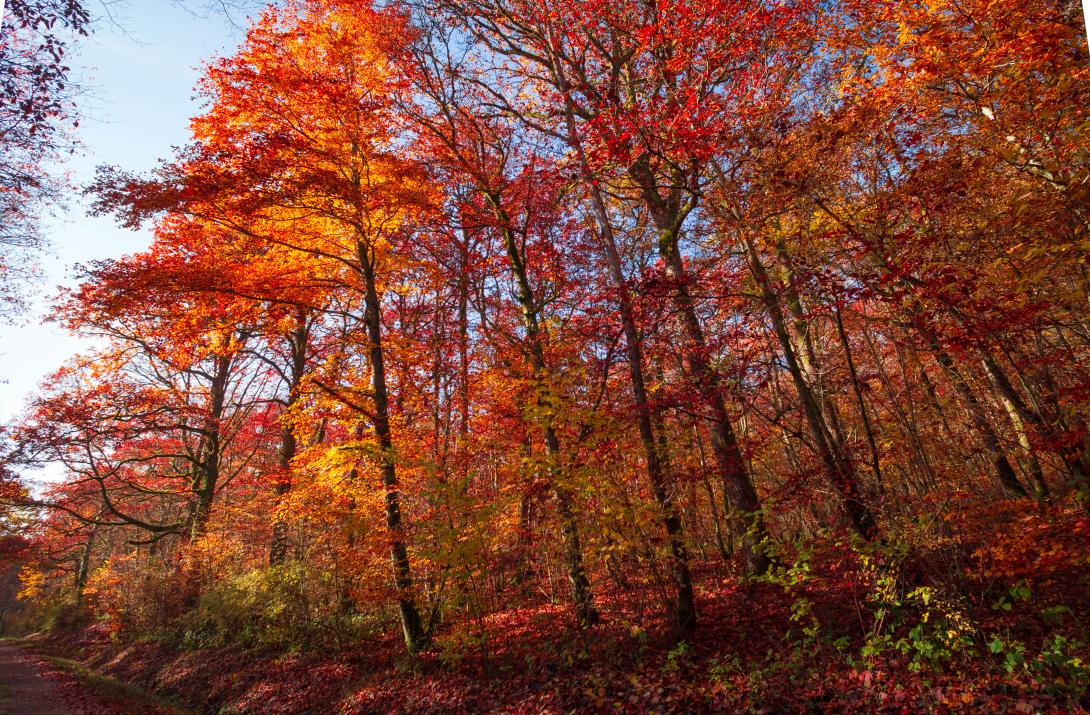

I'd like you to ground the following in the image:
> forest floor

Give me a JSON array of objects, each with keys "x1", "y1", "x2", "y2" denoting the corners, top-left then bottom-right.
[{"x1": 15, "y1": 501, "x2": 1090, "y2": 714}]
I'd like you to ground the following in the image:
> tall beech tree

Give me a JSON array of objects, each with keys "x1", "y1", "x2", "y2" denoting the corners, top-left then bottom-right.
[{"x1": 93, "y1": 0, "x2": 437, "y2": 651}]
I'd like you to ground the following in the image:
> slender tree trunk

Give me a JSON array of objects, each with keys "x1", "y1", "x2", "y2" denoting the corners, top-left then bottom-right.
[
  {"x1": 271, "y1": 315, "x2": 309, "y2": 566},
  {"x1": 774, "y1": 240, "x2": 849, "y2": 455},
  {"x1": 982, "y1": 360, "x2": 1050, "y2": 501},
  {"x1": 665, "y1": 256, "x2": 770, "y2": 573},
  {"x1": 547, "y1": 44, "x2": 696, "y2": 627},
  {"x1": 488, "y1": 199, "x2": 599, "y2": 628},
  {"x1": 178, "y1": 351, "x2": 234, "y2": 609},
  {"x1": 919, "y1": 329, "x2": 1028, "y2": 498},
  {"x1": 74, "y1": 521, "x2": 99, "y2": 606},
  {"x1": 745, "y1": 237, "x2": 878, "y2": 540},
  {"x1": 834, "y1": 306, "x2": 884, "y2": 492},
  {"x1": 358, "y1": 241, "x2": 428, "y2": 653},
  {"x1": 631, "y1": 173, "x2": 770, "y2": 573},
  {"x1": 514, "y1": 464, "x2": 536, "y2": 588},
  {"x1": 602, "y1": 242, "x2": 696, "y2": 628},
  {"x1": 457, "y1": 240, "x2": 471, "y2": 449},
  {"x1": 690, "y1": 423, "x2": 731, "y2": 560},
  {"x1": 980, "y1": 352, "x2": 1089, "y2": 492},
  {"x1": 191, "y1": 352, "x2": 232, "y2": 542},
  {"x1": 862, "y1": 329, "x2": 939, "y2": 492}
]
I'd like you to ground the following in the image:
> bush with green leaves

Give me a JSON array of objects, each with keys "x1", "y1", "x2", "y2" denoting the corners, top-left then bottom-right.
[{"x1": 175, "y1": 562, "x2": 371, "y2": 651}]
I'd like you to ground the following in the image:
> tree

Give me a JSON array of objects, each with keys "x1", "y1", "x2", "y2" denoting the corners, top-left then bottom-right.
[
  {"x1": 0, "y1": 0, "x2": 89, "y2": 316},
  {"x1": 93, "y1": 0, "x2": 436, "y2": 652}
]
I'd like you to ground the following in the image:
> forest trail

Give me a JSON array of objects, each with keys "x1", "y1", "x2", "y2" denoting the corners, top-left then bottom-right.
[{"x1": 0, "y1": 641, "x2": 71, "y2": 715}]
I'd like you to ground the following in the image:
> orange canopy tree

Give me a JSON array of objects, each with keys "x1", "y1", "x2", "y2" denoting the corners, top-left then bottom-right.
[{"x1": 93, "y1": 0, "x2": 437, "y2": 652}]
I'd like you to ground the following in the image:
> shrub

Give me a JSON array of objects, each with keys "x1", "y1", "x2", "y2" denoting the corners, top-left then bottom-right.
[{"x1": 175, "y1": 562, "x2": 372, "y2": 651}]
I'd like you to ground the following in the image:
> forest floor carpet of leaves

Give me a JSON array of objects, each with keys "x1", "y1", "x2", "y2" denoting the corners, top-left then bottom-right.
[{"x1": 21, "y1": 503, "x2": 1090, "y2": 714}]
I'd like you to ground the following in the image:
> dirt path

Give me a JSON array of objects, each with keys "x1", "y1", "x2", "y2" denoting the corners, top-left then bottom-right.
[{"x1": 0, "y1": 641, "x2": 72, "y2": 714}]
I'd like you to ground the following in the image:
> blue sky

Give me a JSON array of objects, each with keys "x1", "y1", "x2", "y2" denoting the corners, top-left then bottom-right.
[{"x1": 0, "y1": 2, "x2": 247, "y2": 425}]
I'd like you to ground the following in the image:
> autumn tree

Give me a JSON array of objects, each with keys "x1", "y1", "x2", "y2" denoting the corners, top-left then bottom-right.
[{"x1": 93, "y1": 0, "x2": 440, "y2": 652}]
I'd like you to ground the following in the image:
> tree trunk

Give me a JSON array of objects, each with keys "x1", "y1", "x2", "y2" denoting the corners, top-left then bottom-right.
[
  {"x1": 190, "y1": 352, "x2": 232, "y2": 542},
  {"x1": 270, "y1": 315, "x2": 308, "y2": 566},
  {"x1": 982, "y1": 359, "x2": 1050, "y2": 501},
  {"x1": 551, "y1": 98, "x2": 695, "y2": 628},
  {"x1": 745, "y1": 237, "x2": 878, "y2": 540},
  {"x1": 774, "y1": 240, "x2": 850, "y2": 457},
  {"x1": 629, "y1": 164, "x2": 770, "y2": 574},
  {"x1": 980, "y1": 352, "x2": 1089, "y2": 492},
  {"x1": 488, "y1": 200, "x2": 599, "y2": 628},
  {"x1": 74, "y1": 521, "x2": 98, "y2": 606},
  {"x1": 359, "y1": 241, "x2": 428, "y2": 653},
  {"x1": 834, "y1": 306, "x2": 885, "y2": 492},
  {"x1": 920, "y1": 331, "x2": 1028, "y2": 498}
]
